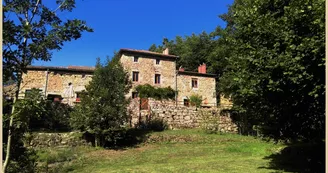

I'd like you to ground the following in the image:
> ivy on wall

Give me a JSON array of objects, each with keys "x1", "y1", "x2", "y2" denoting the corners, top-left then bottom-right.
[{"x1": 135, "y1": 84, "x2": 175, "y2": 100}]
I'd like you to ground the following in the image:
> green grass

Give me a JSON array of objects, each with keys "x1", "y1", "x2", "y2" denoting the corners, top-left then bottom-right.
[{"x1": 36, "y1": 129, "x2": 288, "y2": 173}]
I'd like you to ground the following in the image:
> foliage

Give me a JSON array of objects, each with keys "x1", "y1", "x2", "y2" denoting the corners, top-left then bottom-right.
[
  {"x1": 3, "y1": 0, "x2": 93, "y2": 82},
  {"x1": 199, "y1": 110, "x2": 220, "y2": 134},
  {"x1": 148, "y1": 32, "x2": 215, "y2": 73},
  {"x1": 3, "y1": 88, "x2": 46, "y2": 173},
  {"x1": 3, "y1": 1, "x2": 92, "y2": 171},
  {"x1": 135, "y1": 84, "x2": 175, "y2": 100},
  {"x1": 189, "y1": 94, "x2": 203, "y2": 107},
  {"x1": 218, "y1": 0, "x2": 325, "y2": 142},
  {"x1": 148, "y1": 32, "x2": 230, "y2": 100},
  {"x1": 139, "y1": 116, "x2": 168, "y2": 132},
  {"x1": 70, "y1": 57, "x2": 132, "y2": 147},
  {"x1": 29, "y1": 101, "x2": 73, "y2": 132}
]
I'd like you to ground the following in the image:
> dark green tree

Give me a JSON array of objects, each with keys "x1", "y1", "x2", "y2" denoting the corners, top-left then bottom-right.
[
  {"x1": 70, "y1": 57, "x2": 132, "y2": 147},
  {"x1": 148, "y1": 33, "x2": 214, "y2": 72},
  {"x1": 218, "y1": 0, "x2": 325, "y2": 142},
  {"x1": 3, "y1": 0, "x2": 92, "y2": 172}
]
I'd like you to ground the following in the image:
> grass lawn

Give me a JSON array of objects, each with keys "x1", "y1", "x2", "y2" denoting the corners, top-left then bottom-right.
[{"x1": 36, "y1": 129, "x2": 290, "y2": 173}]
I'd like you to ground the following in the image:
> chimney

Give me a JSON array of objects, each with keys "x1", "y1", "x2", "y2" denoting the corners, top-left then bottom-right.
[
  {"x1": 198, "y1": 63, "x2": 206, "y2": 74},
  {"x1": 179, "y1": 66, "x2": 184, "y2": 71},
  {"x1": 202, "y1": 63, "x2": 206, "y2": 74},
  {"x1": 163, "y1": 48, "x2": 169, "y2": 55}
]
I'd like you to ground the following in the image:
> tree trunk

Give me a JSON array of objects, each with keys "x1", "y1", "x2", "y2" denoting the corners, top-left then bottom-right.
[
  {"x1": 3, "y1": 75, "x2": 21, "y2": 173},
  {"x1": 95, "y1": 135, "x2": 99, "y2": 147}
]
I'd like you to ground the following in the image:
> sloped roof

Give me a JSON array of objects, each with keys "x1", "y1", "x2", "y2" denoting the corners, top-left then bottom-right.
[
  {"x1": 25, "y1": 65, "x2": 95, "y2": 73},
  {"x1": 119, "y1": 48, "x2": 179, "y2": 59}
]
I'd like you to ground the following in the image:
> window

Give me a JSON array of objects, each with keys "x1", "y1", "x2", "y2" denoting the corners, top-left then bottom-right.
[
  {"x1": 132, "y1": 71, "x2": 139, "y2": 82},
  {"x1": 47, "y1": 94, "x2": 62, "y2": 102},
  {"x1": 184, "y1": 99, "x2": 190, "y2": 107},
  {"x1": 76, "y1": 92, "x2": 81, "y2": 102},
  {"x1": 192, "y1": 78, "x2": 198, "y2": 88},
  {"x1": 133, "y1": 56, "x2": 139, "y2": 62},
  {"x1": 155, "y1": 74, "x2": 161, "y2": 84},
  {"x1": 132, "y1": 92, "x2": 138, "y2": 99},
  {"x1": 155, "y1": 59, "x2": 160, "y2": 65}
]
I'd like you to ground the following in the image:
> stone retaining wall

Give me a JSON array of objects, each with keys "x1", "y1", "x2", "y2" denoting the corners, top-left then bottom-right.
[
  {"x1": 25, "y1": 132, "x2": 92, "y2": 148},
  {"x1": 129, "y1": 98, "x2": 238, "y2": 133}
]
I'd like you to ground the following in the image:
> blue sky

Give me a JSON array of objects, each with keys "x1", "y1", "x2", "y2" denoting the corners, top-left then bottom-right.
[{"x1": 33, "y1": 0, "x2": 234, "y2": 67}]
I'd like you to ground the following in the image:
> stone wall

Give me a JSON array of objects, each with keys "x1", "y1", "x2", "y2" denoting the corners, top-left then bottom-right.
[
  {"x1": 128, "y1": 98, "x2": 238, "y2": 133},
  {"x1": 20, "y1": 70, "x2": 93, "y2": 106},
  {"x1": 25, "y1": 132, "x2": 91, "y2": 148},
  {"x1": 177, "y1": 73, "x2": 217, "y2": 107}
]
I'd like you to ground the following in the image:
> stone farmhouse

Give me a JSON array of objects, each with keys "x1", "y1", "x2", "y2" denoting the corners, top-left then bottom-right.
[
  {"x1": 20, "y1": 48, "x2": 237, "y2": 131},
  {"x1": 20, "y1": 48, "x2": 217, "y2": 107}
]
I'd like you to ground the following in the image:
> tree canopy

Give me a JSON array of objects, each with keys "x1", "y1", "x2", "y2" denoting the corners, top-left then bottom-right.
[
  {"x1": 3, "y1": 1, "x2": 93, "y2": 172},
  {"x1": 148, "y1": 0, "x2": 325, "y2": 142},
  {"x1": 219, "y1": 0, "x2": 324, "y2": 141}
]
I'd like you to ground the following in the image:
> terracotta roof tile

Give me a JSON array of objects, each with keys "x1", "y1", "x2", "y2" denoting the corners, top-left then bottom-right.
[{"x1": 25, "y1": 65, "x2": 95, "y2": 73}]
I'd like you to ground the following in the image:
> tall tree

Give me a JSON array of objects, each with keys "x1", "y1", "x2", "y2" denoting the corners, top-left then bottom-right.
[
  {"x1": 2, "y1": 0, "x2": 92, "y2": 172},
  {"x1": 219, "y1": 0, "x2": 325, "y2": 141},
  {"x1": 70, "y1": 56, "x2": 131, "y2": 147},
  {"x1": 148, "y1": 32, "x2": 214, "y2": 72}
]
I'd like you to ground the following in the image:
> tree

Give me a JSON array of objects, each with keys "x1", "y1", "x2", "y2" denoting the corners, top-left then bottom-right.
[
  {"x1": 148, "y1": 32, "x2": 215, "y2": 72},
  {"x1": 3, "y1": 0, "x2": 93, "y2": 172},
  {"x1": 3, "y1": 88, "x2": 46, "y2": 173},
  {"x1": 218, "y1": 0, "x2": 325, "y2": 141},
  {"x1": 70, "y1": 57, "x2": 132, "y2": 147}
]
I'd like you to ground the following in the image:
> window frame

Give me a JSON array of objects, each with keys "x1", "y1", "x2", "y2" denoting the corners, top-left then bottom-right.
[
  {"x1": 155, "y1": 74, "x2": 161, "y2": 84},
  {"x1": 132, "y1": 71, "x2": 139, "y2": 82},
  {"x1": 133, "y1": 56, "x2": 139, "y2": 63},
  {"x1": 155, "y1": 59, "x2": 160, "y2": 65},
  {"x1": 184, "y1": 99, "x2": 190, "y2": 107},
  {"x1": 132, "y1": 92, "x2": 138, "y2": 99},
  {"x1": 192, "y1": 78, "x2": 198, "y2": 88}
]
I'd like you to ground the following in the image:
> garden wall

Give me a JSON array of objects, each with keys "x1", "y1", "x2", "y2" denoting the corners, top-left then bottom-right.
[
  {"x1": 129, "y1": 99, "x2": 238, "y2": 133},
  {"x1": 25, "y1": 132, "x2": 92, "y2": 148}
]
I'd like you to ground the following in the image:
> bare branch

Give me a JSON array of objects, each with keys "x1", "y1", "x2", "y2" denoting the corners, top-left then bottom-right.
[
  {"x1": 53, "y1": 0, "x2": 66, "y2": 13},
  {"x1": 29, "y1": 0, "x2": 41, "y2": 23}
]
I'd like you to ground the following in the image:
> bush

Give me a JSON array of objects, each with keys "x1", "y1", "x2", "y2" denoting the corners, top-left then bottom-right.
[
  {"x1": 3, "y1": 89, "x2": 41, "y2": 173},
  {"x1": 29, "y1": 101, "x2": 73, "y2": 132},
  {"x1": 146, "y1": 117, "x2": 168, "y2": 132},
  {"x1": 189, "y1": 94, "x2": 202, "y2": 108}
]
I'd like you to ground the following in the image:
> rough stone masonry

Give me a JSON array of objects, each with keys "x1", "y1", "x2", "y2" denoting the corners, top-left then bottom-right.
[{"x1": 20, "y1": 48, "x2": 236, "y2": 132}]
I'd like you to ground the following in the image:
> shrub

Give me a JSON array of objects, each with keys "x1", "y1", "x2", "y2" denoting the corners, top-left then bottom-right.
[
  {"x1": 147, "y1": 117, "x2": 168, "y2": 131},
  {"x1": 29, "y1": 101, "x2": 73, "y2": 132},
  {"x1": 189, "y1": 94, "x2": 202, "y2": 108}
]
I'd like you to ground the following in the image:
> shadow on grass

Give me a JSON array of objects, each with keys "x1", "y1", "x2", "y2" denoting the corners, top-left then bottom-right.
[
  {"x1": 82, "y1": 128, "x2": 153, "y2": 150},
  {"x1": 259, "y1": 142, "x2": 325, "y2": 173}
]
